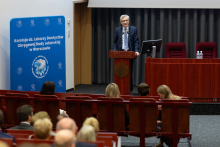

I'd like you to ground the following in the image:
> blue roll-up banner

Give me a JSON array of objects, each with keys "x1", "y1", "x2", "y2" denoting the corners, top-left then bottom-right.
[{"x1": 10, "y1": 16, "x2": 66, "y2": 92}]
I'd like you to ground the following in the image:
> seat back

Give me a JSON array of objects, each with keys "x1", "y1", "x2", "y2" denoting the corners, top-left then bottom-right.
[
  {"x1": 16, "y1": 138, "x2": 54, "y2": 146},
  {"x1": 129, "y1": 98, "x2": 157, "y2": 133},
  {"x1": 62, "y1": 97, "x2": 93, "y2": 129},
  {"x1": 161, "y1": 99, "x2": 191, "y2": 134},
  {"x1": 97, "y1": 132, "x2": 118, "y2": 145},
  {"x1": 196, "y1": 42, "x2": 217, "y2": 58},
  {"x1": 97, "y1": 97, "x2": 125, "y2": 132},
  {"x1": 165, "y1": 42, "x2": 187, "y2": 58},
  {"x1": 96, "y1": 136, "x2": 113, "y2": 147},
  {"x1": 6, "y1": 129, "x2": 34, "y2": 135}
]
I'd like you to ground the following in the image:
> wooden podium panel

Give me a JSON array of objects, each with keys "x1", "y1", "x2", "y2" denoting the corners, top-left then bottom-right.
[
  {"x1": 145, "y1": 58, "x2": 220, "y2": 101},
  {"x1": 109, "y1": 51, "x2": 136, "y2": 95}
]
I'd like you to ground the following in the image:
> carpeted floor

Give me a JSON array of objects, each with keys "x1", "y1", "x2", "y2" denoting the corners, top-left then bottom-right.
[{"x1": 67, "y1": 84, "x2": 219, "y2": 147}]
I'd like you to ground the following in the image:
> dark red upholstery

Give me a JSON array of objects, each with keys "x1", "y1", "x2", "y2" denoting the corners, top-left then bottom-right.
[
  {"x1": 165, "y1": 42, "x2": 187, "y2": 58},
  {"x1": 196, "y1": 42, "x2": 217, "y2": 58}
]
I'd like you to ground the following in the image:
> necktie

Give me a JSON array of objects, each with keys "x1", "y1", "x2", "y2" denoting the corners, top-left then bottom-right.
[{"x1": 124, "y1": 28, "x2": 128, "y2": 51}]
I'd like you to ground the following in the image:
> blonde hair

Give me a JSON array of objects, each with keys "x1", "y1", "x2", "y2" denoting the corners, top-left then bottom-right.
[
  {"x1": 32, "y1": 111, "x2": 50, "y2": 124},
  {"x1": 157, "y1": 85, "x2": 180, "y2": 100},
  {"x1": 77, "y1": 125, "x2": 96, "y2": 142},
  {"x1": 34, "y1": 118, "x2": 52, "y2": 139},
  {"x1": 83, "y1": 117, "x2": 99, "y2": 134},
  {"x1": 105, "y1": 83, "x2": 120, "y2": 97}
]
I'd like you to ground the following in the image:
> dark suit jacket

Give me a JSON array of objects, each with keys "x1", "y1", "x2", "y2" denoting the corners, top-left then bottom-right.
[
  {"x1": 113, "y1": 26, "x2": 139, "y2": 52},
  {"x1": 0, "y1": 132, "x2": 16, "y2": 143},
  {"x1": 8, "y1": 122, "x2": 34, "y2": 130},
  {"x1": 76, "y1": 142, "x2": 97, "y2": 147}
]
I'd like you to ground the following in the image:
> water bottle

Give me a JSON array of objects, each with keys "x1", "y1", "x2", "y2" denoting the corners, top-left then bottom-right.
[
  {"x1": 196, "y1": 51, "x2": 200, "y2": 59},
  {"x1": 200, "y1": 51, "x2": 203, "y2": 59}
]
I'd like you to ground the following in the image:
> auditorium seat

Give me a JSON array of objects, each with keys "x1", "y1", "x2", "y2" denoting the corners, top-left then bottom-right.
[
  {"x1": 165, "y1": 42, "x2": 187, "y2": 58},
  {"x1": 196, "y1": 42, "x2": 217, "y2": 58},
  {"x1": 129, "y1": 98, "x2": 157, "y2": 133},
  {"x1": 16, "y1": 138, "x2": 54, "y2": 146},
  {"x1": 97, "y1": 97, "x2": 125, "y2": 132},
  {"x1": 62, "y1": 96, "x2": 93, "y2": 128}
]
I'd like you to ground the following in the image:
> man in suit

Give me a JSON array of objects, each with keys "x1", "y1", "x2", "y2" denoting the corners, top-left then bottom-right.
[
  {"x1": 9, "y1": 105, "x2": 34, "y2": 130},
  {"x1": 0, "y1": 110, "x2": 15, "y2": 142},
  {"x1": 113, "y1": 14, "x2": 140, "y2": 94},
  {"x1": 56, "y1": 118, "x2": 96, "y2": 147}
]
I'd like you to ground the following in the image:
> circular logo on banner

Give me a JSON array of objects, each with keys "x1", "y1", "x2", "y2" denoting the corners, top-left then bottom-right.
[
  {"x1": 17, "y1": 67, "x2": 23, "y2": 75},
  {"x1": 16, "y1": 20, "x2": 22, "y2": 28},
  {"x1": 17, "y1": 85, "x2": 23, "y2": 91},
  {"x1": 31, "y1": 84, "x2": 36, "y2": 90},
  {"x1": 58, "y1": 62, "x2": 62, "y2": 69},
  {"x1": 32, "y1": 55, "x2": 49, "y2": 78},
  {"x1": 44, "y1": 18, "x2": 50, "y2": 26},
  {"x1": 58, "y1": 80, "x2": 63, "y2": 87}
]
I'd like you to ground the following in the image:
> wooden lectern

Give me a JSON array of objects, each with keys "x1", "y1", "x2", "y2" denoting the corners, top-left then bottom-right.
[{"x1": 109, "y1": 51, "x2": 136, "y2": 95}]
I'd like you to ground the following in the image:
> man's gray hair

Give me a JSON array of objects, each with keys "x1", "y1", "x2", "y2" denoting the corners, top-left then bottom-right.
[{"x1": 120, "y1": 15, "x2": 129, "y2": 22}]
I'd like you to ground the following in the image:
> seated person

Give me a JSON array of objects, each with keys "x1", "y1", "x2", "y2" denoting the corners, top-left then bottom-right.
[
  {"x1": 137, "y1": 83, "x2": 150, "y2": 96},
  {"x1": 105, "y1": 83, "x2": 120, "y2": 97},
  {"x1": 77, "y1": 125, "x2": 96, "y2": 142},
  {"x1": 34, "y1": 118, "x2": 52, "y2": 140},
  {"x1": 0, "y1": 140, "x2": 9, "y2": 147},
  {"x1": 31, "y1": 111, "x2": 56, "y2": 136},
  {"x1": 105, "y1": 83, "x2": 129, "y2": 129},
  {"x1": 156, "y1": 85, "x2": 180, "y2": 147},
  {"x1": 83, "y1": 117, "x2": 99, "y2": 135},
  {"x1": 55, "y1": 129, "x2": 75, "y2": 147},
  {"x1": 9, "y1": 105, "x2": 34, "y2": 130},
  {"x1": 40, "y1": 81, "x2": 55, "y2": 95},
  {"x1": 0, "y1": 110, "x2": 15, "y2": 142}
]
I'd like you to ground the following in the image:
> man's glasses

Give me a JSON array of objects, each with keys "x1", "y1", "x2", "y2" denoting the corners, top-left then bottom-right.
[{"x1": 121, "y1": 20, "x2": 129, "y2": 23}]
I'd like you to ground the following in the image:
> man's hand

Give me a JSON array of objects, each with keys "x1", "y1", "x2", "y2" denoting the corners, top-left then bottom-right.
[{"x1": 135, "y1": 52, "x2": 140, "y2": 57}]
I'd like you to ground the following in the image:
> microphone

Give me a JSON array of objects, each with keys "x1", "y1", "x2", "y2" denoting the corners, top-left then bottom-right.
[
  {"x1": 127, "y1": 31, "x2": 129, "y2": 34},
  {"x1": 122, "y1": 32, "x2": 124, "y2": 35}
]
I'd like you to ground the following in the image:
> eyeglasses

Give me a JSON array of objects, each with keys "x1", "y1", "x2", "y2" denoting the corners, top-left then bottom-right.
[{"x1": 121, "y1": 20, "x2": 129, "y2": 23}]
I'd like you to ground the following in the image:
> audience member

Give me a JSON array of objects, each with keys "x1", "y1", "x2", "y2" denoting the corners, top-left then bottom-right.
[
  {"x1": 137, "y1": 83, "x2": 150, "y2": 96},
  {"x1": 0, "y1": 140, "x2": 9, "y2": 147},
  {"x1": 56, "y1": 118, "x2": 96, "y2": 147},
  {"x1": 157, "y1": 85, "x2": 180, "y2": 100},
  {"x1": 55, "y1": 129, "x2": 75, "y2": 147},
  {"x1": 56, "y1": 113, "x2": 69, "y2": 123},
  {"x1": 105, "y1": 83, "x2": 120, "y2": 97},
  {"x1": 105, "y1": 83, "x2": 129, "y2": 129},
  {"x1": 31, "y1": 111, "x2": 55, "y2": 136},
  {"x1": 77, "y1": 125, "x2": 96, "y2": 142},
  {"x1": 156, "y1": 85, "x2": 180, "y2": 147},
  {"x1": 40, "y1": 81, "x2": 55, "y2": 95},
  {"x1": 9, "y1": 105, "x2": 34, "y2": 130},
  {"x1": 34, "y1": 118, "x2": 52, "y2": 140},
  {"x1": 83, "y1": 117, "x2": 99, "y2": 135},
  {"x1": 0, "y1": 110, "x2": 15, "y2": 142}
]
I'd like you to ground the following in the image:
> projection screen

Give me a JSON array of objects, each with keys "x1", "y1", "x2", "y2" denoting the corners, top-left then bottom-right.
[{"x1": 88, "y1": 0, "x2": 220, "y2": 8}]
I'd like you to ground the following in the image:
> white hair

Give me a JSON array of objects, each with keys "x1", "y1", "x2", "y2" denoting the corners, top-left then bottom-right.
[{"x1": 120, "y1": 15, "x2": 130, "y2": 22}]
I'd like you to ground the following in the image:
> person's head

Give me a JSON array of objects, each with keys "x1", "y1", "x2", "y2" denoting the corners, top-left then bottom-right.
[
  {"x1": 34, "y1": 118, "x2": 52, "y2": 140},
  {"x1": 83, "y1": 117, "x2": 99, "y2": 134},
  {"x1": 56, "y1": 113, "x2": 69, "y2": 123},
  {"x1": 120, "y1": 14, "x2": 130, "y2": 28},
  {"x1": 137, "y1": 83, "x2": 150, "y2": 96},
  {"x1": 0, "y1": 140, "x2": 9, "y2": 147},
  {"x1": 56, "y1": 118, "x2": 78, "y2": 135},
  {"x1": 77, "y1": 125, "x2": 96, "y2": 142},
  {"x1": 32, "y1": 111, "x2": 50, "y2": 124},
  {"x1": 17, "y1": 105, "x2": 33, "y2": 123},
  {"x1": 40, "y1": 81, "x2": 55, "y2": 95},
  {"x1": 0, "y1": 110, "x2": 3, "y2": 126},
  {"x1": 105, "y1": 83, "x2": 120, "y2": 97},
  {"x1": 55, "y1": 129, "x2": 75, "y2": 147},
  {"x1": 157, "y1": 85, "x2": 173, "y2": 99}
]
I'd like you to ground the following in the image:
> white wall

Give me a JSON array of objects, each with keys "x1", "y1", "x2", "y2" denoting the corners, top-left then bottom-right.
[{"x1": 0, "y1": 0, "x2": 74, "y2": 90}]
